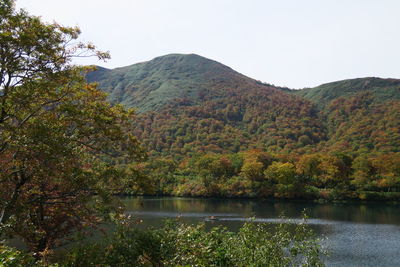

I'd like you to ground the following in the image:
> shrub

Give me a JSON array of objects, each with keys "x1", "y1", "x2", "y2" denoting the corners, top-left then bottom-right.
[{"x1": 61, "y1": 216, "x2": 326, "y2": 267}]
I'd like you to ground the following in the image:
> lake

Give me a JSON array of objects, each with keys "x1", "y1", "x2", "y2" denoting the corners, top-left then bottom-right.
[{"x1": 122, "y1": 196, "x2": 400, "y2": 267}]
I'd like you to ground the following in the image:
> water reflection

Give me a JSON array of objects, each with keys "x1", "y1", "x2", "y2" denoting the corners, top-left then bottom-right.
[{"x1": 122, "y1": 197, "x2": 400, "y2": 225}]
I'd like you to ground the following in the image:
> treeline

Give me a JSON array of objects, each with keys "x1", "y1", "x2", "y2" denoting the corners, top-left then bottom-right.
[{"x1": 137, "y1": 150, "x2": 400, "y2": 201}]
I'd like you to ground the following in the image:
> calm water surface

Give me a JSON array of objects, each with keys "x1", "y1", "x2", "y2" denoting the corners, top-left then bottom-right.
[{"x1": 121, "y1": 197, "x2": 400, "y2": 267}]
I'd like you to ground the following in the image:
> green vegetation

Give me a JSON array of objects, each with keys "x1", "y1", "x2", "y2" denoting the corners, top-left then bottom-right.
[
  {"x1": 1, "y1": 217, "x2": 325, "y2": 266},
  {"x1": 295, "y1": 77, "x2": 400, "y2": 108},
  {"x1": 86, "y1": 53, "x2": 250, "y2": 112},
  {"x1": 0, "y1": 245, "x2": 39, "y2": 266}
]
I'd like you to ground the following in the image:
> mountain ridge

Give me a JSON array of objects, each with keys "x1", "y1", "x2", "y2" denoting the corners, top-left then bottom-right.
[
  {"x1": 87, "y1": 53, "x2": 400, "y2": 155},
  {"x1": 294, "y1": 77, "x2": 400, "y2": 107},
  {"x1": 87, "y1": 53, "x2": 268, "y2": 112},
  {"x1": 88, "y1": 53, "x2": 400, "y2": 111}
]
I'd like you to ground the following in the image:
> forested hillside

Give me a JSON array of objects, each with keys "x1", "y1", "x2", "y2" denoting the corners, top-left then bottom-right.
[
  {"x1": 295, "y1": 77, "x2": 400, "y2": 107},
  {"x1": 89, "y1": 54, "x2": 400, "y2": 200}
]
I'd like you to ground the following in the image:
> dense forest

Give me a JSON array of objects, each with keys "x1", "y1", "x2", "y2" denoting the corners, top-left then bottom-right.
[{"x1": 89, "y1": 54, "x2": 400, "y2": 201}]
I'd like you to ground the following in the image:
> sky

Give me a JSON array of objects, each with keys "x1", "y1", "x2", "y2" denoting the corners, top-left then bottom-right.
[{"x1": 16, "y1": 0, "x2": 400, "y2": 88}]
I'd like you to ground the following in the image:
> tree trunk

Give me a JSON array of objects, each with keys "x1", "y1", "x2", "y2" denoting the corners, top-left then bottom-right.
[{"x1": 0, "y1": 171, "x2": 28, "y2": 225}]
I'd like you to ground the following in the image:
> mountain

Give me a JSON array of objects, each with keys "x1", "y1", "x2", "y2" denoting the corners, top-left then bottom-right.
[
  {"x1": 87, "y1": 54, "x2": 259, "y2": 112},
  {"x1": 87, "y1": 54, "x2": 400, "y2": 199},
  {"x1": 88, "y1": 54, "x2": 400, "y2": 155},
  {"x1": 87, "y1": 54, "x2": 326, "y2": 155},
  {"x1": 294, "y1": 77, "x2": 400, "y2": 107}
]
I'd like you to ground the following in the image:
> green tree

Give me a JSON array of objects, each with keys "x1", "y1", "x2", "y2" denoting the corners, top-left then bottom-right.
[
  {"x1": 351, "y1": 154, "x2": 375, "y2": 190},
  {"x1": 264, "y1": 161, "x2": 302, "y2": 197},
  {"x1": 142, "y1": 158, "x2": 177, "y2": 195},
  {"x1": 0, "y1": 0, "x2": 145, "y2": 257},
  {"x1": 296, "y1": 153, "x2": 322, "y2": 179},
  {"x1": 241, "y1": 159, "x2": 264, "y2": 181},
  {"x1": 317, "y1": 154, "x2": 350, "y2": 189},
  {"x1": 240, "y1": 150, "x2": 272, "y2": 181},
  {"x1": 371, "y1": 153, "x2": 400, "y2": 192}
]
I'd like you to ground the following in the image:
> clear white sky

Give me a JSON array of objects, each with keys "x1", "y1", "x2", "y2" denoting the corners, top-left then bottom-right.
[{"x1": 16, "y1": 0, "x2": 400, "y2": 88}]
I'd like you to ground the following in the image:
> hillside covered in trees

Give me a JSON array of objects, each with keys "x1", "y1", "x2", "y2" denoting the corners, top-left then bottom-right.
[{"x1": 88, "y1": 54, "x2": 400, "y2": 200}]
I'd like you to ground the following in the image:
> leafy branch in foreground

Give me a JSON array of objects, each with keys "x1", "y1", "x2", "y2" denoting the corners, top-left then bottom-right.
[{"x1": 0, "y1": 0, "x2": 145, "y2": 258}]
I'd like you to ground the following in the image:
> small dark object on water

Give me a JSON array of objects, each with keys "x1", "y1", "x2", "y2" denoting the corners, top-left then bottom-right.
[{"x1": 206, "y1": 215, "x2": 219, "y2": 221}]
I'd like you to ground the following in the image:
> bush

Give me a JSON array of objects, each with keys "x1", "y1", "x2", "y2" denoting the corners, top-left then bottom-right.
[
  {"x1": 61, "y1": 216, "x2": 326, "y2": 267},
  {"x1": 0, "y1": 244, "x2": 38, "y2": 267}
]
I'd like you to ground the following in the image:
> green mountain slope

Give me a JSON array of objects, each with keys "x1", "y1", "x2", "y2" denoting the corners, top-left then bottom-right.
[
  {"x1": 87, "y1": 54, "x2": 257, "y2": 112},
  {"x1": 295, "y1": 77, "x2": 400, "y2": 107}
]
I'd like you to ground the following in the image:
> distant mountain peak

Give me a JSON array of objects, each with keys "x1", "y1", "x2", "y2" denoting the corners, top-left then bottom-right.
[
  {"x1": 87, "y1": 53, "x2": 261, "y2": 112},
  {"x1": 152, "y1": 53, "x2": 207, "y2": 60}
]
